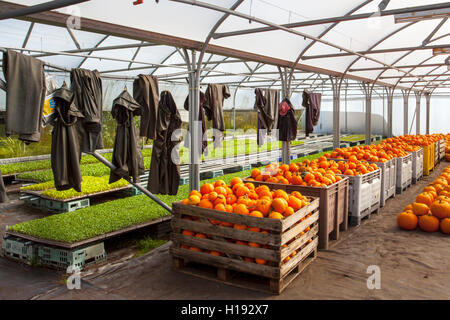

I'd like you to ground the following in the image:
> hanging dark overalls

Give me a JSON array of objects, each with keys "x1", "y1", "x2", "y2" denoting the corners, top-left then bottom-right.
[
  {"x1": 3, "y1": 50, "x2": 46, "y2": 143},
  {"x1": 148, "y1": 91, "x2": 182, "y2": 195},
  {"x1": 50, "y1": 84, "x2": 84, "y2": 192},
  {"x1": 109, "y1": 90, "x2": 145, "y2": 184},
  {"x1": 302, "y1": 91, "x2": 322, "y2": 136},
  {"x1": 70, "y1": 68, "x2": 103, "y2": 153},
  {"x1": 204, "y1": 84, "x2": 230, "y2": 148},
  {"x1": 277, "y1": 98, "x2": 298, "y2": 142},
  {"x1": 254, "y1": 88, "x2": 280, "y2": 146},
  {"x1": 133, "y1": 75, "x2": 159, "y2": 141}
]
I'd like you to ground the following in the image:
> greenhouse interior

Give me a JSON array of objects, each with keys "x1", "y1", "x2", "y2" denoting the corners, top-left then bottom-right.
[{"x1": 0, "y1": 0, "x2": 450, "y2": 303}]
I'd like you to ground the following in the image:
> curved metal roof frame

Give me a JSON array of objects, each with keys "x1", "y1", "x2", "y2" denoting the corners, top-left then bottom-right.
[{"x1": 0, "y1": 1, "x2": 450, "y2": 95}]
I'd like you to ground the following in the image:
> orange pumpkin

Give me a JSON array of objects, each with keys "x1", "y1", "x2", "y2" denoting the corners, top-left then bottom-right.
[
  {"x1": 416, "y1": 192, "x2": 434, "y2": 207},
  {"x1": 288, "y1": 196, "x2": 302, "y2": 211},
  {"x1": 430, "y1": 199, "x2": 450, "y2": 219},
  {"x1": 412, "y1": 202, "x2": 430, "y2": 216},
  {"x1": 200, "y1": 183, "x2": 214, "y2": 195},
  {"x1": 272, "y1": 198, "x2": 288, "y2": 213},
  {"x1": 397, "y1": 211, "x2": 418, "y2": 231},
  {"x1": 233, "y1": 204, "x2": 249, "y2": 215},
  {"x1": 255, "y1": 199, "x2": 271, "y2": 216},
  {"x1": 440, "y1": 218, "x2": 450, "y2": 235},
  {"x1": 418, "y1": 214, "x2": 440, "y2": 232}
]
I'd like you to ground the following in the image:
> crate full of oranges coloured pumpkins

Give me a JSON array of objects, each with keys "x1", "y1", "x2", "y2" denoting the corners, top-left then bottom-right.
[
  {"x1": 243, "y1": 160, "x2": 349, "y2": 250},
  {"x1": 170, "y1": 177, "x2": 319, "y2": 294},
  {"x1": 397, "y1": 166, "x2": 450, "y2": 235}
]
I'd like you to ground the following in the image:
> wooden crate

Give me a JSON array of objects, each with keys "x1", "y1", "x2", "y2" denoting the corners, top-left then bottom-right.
[
  {"x1": 243, "y1": 178, "x2": 348, "y2": 250},
  {"x1": 171, "y1": 198, "x2": 319, "y2": 294}
]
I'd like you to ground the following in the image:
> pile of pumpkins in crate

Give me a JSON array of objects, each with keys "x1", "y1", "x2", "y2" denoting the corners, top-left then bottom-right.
[
  {"x1": 181, "y1": 176, "x2": 315, "y2": 264},
  {"x1": 397, "y1": 166, "x2": 450, "y2": 234}
]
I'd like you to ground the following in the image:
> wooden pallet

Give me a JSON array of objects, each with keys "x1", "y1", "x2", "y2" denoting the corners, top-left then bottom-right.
[
  {"x1": 171, "y1": 196, "x2": 319, "y2": 294},
  {"x1": 172, "y1": 245, "x2": 317, "y2": 294}
]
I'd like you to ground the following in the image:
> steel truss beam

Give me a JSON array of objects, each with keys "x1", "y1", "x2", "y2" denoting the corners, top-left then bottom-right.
[
  {"x1": 212, "y1": 2, "x2": 450, "y2": 39},
  {"x1": 301, "y1": 44, "x2": 450, "y2": 60}
]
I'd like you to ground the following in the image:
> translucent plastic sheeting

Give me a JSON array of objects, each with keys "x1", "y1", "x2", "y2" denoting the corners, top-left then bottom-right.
[{"x1": 3, "y1": 0, "x2": 450, "y2": 93}]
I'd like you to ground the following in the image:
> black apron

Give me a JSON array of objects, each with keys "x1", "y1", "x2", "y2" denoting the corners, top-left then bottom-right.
[
  {"x1": 133, "y1": 75, "x2": 159, "y2": 140},
  {"x1": 51, "y1": 84, "x2": 84, "y2": 192},
  {"x1": 3, "y1": 50, "x2": 46, "y2": 143},
  {"x1": 148, "y1": 91, "x2": 182, "y2": 195},
  {"x1": 70, "y1": 68, "x2": 103, "y2": 153},
  {"x1": 109, "y1": 90, "x2": 145, "y2": 184}
]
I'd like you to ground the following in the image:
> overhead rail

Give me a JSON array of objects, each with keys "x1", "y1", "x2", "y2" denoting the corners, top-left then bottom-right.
[{"x1": 0, "y1": 0, "x2": 90, "y2": 20}]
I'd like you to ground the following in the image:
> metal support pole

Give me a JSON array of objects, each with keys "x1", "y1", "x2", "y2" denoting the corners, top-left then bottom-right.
[
  {"x1": 402, "y1": 89, "x2": 410, "y2": 136},
  {"x1": 414, "y1": 91, "x2": 422, "y2": 135},
  {"x1": 425, "y1": 92, "x2": 431, "y2": 134},
  {"x1": 90, "y1": 152, "x2": 172, "y2": 214},
  {"x1": 362, "y1": 83, "x2": 373, "y2": 145},
  {"x1": 279, "y1": 67, "x2": 291, "y2": 164},
  {"x1": 385, "y1": 87, "x2": 394, "y2": 138},
  {"x1": 330, "y1": 76, "x2": 342, "y2": 149},
  {"x1": 189, "y1": 50, "x2": 201, "y2": 192}
]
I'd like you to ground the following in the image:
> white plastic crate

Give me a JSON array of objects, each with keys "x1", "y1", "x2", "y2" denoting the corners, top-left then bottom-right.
[
  {"x1": 412, "y1": 148, "x2": 423, "y2": 184},
  {"x1": 368, "y1": 158, "x2": 396, "y2": 207},
  {"x1": 396, "y1": 154, "x2": 412, "y2": 194},
  {"x1": 341, "y1": 169, "x2": 381, "y2": 226}
]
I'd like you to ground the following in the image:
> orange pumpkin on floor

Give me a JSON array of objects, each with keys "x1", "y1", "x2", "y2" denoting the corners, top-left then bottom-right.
[
  {"x1": 412, "y1": 202, "x2": 430, "y2": 216},
  {"x1": 430, "y1": 199, "x2": 450, "y2": 219},
  {"x1": 440, "y1": 218, "x2": 450, "y2": 235},
  {"x1": 418, "y1": 214, "x2": 440, "y2": 232},
  {"x1": 397, "y1": 211, "x2": 418, "y2": 230}
]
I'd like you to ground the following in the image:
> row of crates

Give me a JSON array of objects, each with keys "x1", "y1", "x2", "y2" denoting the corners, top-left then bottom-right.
[{"x1": 1, "y1": 235, "x2": 106, "y2": 270}]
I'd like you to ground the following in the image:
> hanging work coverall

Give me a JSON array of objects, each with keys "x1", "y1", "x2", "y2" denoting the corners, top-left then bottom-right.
[
  {"x1": 254, "y1": 88, "x2": 280, "y2": 146},
  {"x1": 277, "y1": 98, "x2": 298, "y2": 142},
  {"x1": 204, "y1": 84, "x2": 230, "y2": 148},
  {"x1": 148, "y1": 91, "x2": 182, "y2": 195},
  {"x1": 109, "y1": 90, "x2": 145, "y2": 184},
  {"x1": 133, "y1": 75, "x2": 159, "y2": 141},
  {"x1": 3, "y1": 50, "x2": 46, "y2": 143},
  {"x1": 50, "y1": 83, "x2": 84, "y2": 192},
  {"x1": 302, "y1": 90, "x2": 322, "y2": 136},
  {"x1": 70, "y1": 68, "x2": 104, "y2": 153}
]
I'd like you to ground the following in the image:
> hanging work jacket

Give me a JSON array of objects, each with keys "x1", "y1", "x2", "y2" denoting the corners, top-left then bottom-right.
[
  {"x1": 70, "y1": 68, "x2": 103, "y2": 153},
  {"x1": 109, "y1": 90, "x2": 145, "y2": 184},
  {"x1": 302, "y1": 90, "x2": 322, "y2": 136},
  {"x1": 0, "y1": 169, "x2": 8, "y2": 203},
  {"x1": 3, "y1": 50, "x2": 46, "y2": 143},
  {"x1": 183, "y1": 91, "x2": 208, "y2": 155},
  {"x1": 50, "y1": 83, "x2": 84, "y2": 192},
  {"x1": 133, "y1": 75, "x2": 159, "y2": 140},
  {"x1": 204, "y1": 84, "x2": 230, "y2": 148},
  {"x1": 254, "y1": 88, "x2": 280, "y2": 146},
  {"x1": 277, "y1": 98, "x2": 298, "y2": 142},
  {"x1": 148, "y1": 91, "x2": 182, "y2": 195}
]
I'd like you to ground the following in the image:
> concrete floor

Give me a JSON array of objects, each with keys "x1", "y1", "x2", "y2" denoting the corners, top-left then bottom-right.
[{"x1": 1, "y1": 161, "x2": 449, "y2": 300}]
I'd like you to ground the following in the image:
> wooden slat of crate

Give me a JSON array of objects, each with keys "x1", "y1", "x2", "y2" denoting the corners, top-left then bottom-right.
[
  {"x1": 172, "y1": 217, "x2": 280, "y2": 246},
  {"x1": 172, "y1": 198, "x2": 319, "y2": 246},
  {"x1": 172, "y1": 222, "x2": 318, "y2": 264}
]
